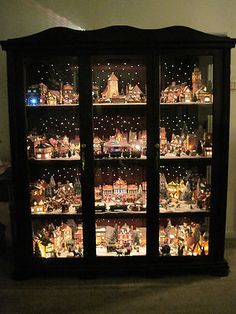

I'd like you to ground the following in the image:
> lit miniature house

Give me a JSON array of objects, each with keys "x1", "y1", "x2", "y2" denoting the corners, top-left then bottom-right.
[
  {"x1": 160, "y1": 127, "x2": 167, "y2": 153},
  {"x1": 125, "y1": 84, "x2": 143, "y2": 102},
  {"x1": 60, "y1": 223, "x2": 73, "y2": 243},
  {"x1": 196, "y1": 85, "x2": 213, "y2": 103},
  {"x1": 74, "y1": 224, "x2": 83, "y2": 245},
  {"x1": 113, "y1": 178, "x2": 128, "y2": 195},
  {"x1": 94, "y1": 186, "x2": 102, "y2": 201},
  {"x1": 203, "y1": 133, "x2": 213, "y2": 157},
  {"x1": 93, "y1": 136, "x2": 103, "y2": 155},
  {"x1": 95, "y1": 226, "x2": 106, "y2": 246},
  {"x1": 161, "y1": 81, "x2": 181, "y2": 103},
  {"x1": 26, "y1": 83, "x2": 48, "y2": 105},
  {"x1": 192, "y1": 67, "x2": 202, "y2": 93},
  {"x1": 45, "y1": 90, "x2": 60, "y2": 105},
  {"x1": 34, "y1": 142, "x2": 53, "y2": 159},
  {"x1": 101, "y1": 72, "x2": 120, "y2": 101},
  {"x1": 117, "y1": 224, "x2": 134, "y2": 247},
  {"x1": 104, "y1": 133, "x2": 130, "y2": 157},
  {"x1": 127, "y1": 184, "x2": 138, "y2": 197},
  {"x1": 31, "y1": 198, "x2": 47, "y2": 213},
  {"x1": 62, "y1": 84, "x2": 79, "y2": 104},
  {"x1": 103, "y1": 185, "x2": 113, "y2": 198}
]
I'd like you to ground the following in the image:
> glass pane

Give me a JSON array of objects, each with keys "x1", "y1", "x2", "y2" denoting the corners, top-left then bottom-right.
[
  {"x1": 159, "y1": 54, "x2": 213, "y2": 255},
  {"x1": 25, "y1": 57, "x2": 79, "y2": 106},
  {"x1": 95, "y1": 164, "x2": 146, "y2": 211},
  {"x1": 159, "y1": 163, "x2": 211, "y2": 213},
  {"x1": 32, "y1": 218, "x2": 83, "y2": 258},
  {"x1": 159, "y1": 217, "x2": 209, "y2": 256},
  {"x1": 160, "y1": 56, "x2": 213, "y2": 105},
  {"x1": 92, "y1": 57, "x2": 146, "y2": 104},
  {"x1": 96, "y1": 218, "x2": 146, "y2": 256},
  {"x1": 93, "y1": 113, "x2": 147, "y2": 160},
  {"x1": 30, "y1": 165, "x2": 82, "y2": 215},
  {"x1": 25, "y1": 56, "x2": 82, "y2": 258},
  {"x1": 92, "y1": 56, "x2": 147, "y2": 257},
  {"x1": 26, "y1": 107, "x2": 80, "y2": 161}
]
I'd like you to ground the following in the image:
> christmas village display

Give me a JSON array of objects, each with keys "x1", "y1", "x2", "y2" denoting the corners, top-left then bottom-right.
[
  {"x1": 160, "y1": 67, "x2": 213, "y2": 104},
  {"x1": 33, "y1": 220, "x2": 83, "y2": 258},
  {"x1": 30, "y1": 175, "x2": 82, "y2": 214},
  {"x1": 27, "y1": 133, "x2": 80, "y2": 160},
  {"x1": 94, "y1": 129, "x2": 147, "y2": 159},
  {"x1": 30, "y1": 169, "x2": 211, "y2": 215},
  {"x1": 93, "y1": 167, "x2": 211, "y2": 213},
  {"x1": 25, "y1": 62, "x2": 213, "y2": 106},
  {"x1": 28, "y1": 59, "x2": 213, "y2": 258},
  {"x1": 26, "y1": 83, "x2": 79, "y2": 106},
  {"x1": 159, "y1": 122, "x2": 212, "y2": 158},
  {"x1": 159, "y1": 218, "x2": 209, "y2": 256},
  {"x1": 96, "y1": 221, "x2": 146, "y2": 256},
  {"x1": 94, "y1": 178, "x2": 147, "y2": 211},
  {"x1": 93, "y1": 123, "x2": 212, "y2": 159},
  {"x1": 26, "y1": 124, "x2": 212, "y2": 160},
  {"x1": 159, "y1": 171, "x2": 211, "y2": 213},
  {"x1": 93, "y1": 72, "x2": 146, "y2": 104}
]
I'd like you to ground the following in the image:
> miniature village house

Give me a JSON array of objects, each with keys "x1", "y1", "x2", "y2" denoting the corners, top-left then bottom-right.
[
  {"x1": 34, "y1": 142, "x2": 53, "y2": 159},
  {"x1": 101, "y1": 72, "x2": 120, "y2": 100},
  {"x1": 160, "y1": 67, "x2": 213, "y2": 104},
  {"x1": 99, "y1": 72, "x2": 145, "y2": 103},
  {"x1": 117, "y1": 224, "x2": 134, "y2": 247},
  {"x1": 113, "y1": 178, "x2": 128, "y2": 195},
  {"x1": 26, "y1": 82, "x2": 79, "y2": 105}
]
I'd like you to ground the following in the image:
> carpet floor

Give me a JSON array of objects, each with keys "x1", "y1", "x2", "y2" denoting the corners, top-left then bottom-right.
[{"x1": 0, "y1": 240, "x2": 235, "y2": 314}]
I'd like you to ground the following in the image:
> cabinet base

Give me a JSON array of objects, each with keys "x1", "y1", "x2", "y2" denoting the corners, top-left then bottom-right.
[{"x1": 11, "y1": 257, "x2": 230, "y2": 279}]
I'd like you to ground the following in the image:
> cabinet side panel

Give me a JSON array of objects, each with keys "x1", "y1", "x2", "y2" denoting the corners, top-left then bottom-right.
[{"x1": 6, "y1": 52, "x2": 33, "y2": 275}]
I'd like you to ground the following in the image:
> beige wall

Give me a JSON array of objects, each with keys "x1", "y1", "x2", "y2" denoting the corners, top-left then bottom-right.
[{"x1": 0, "y1": 0, "x2": 235, "y2": 237}]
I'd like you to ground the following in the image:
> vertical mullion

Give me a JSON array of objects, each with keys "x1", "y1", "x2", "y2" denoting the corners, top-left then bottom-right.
[
  {"x1": 146, "y1": 53, "x2": 160, "y2": 257},
  {"x1": 79, "y1": 53, "x2": 96, "y2": 259}
]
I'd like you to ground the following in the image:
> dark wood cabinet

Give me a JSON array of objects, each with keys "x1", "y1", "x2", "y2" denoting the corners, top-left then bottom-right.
[{"x1": 1, "y1": 26, "x2": 235, "y2": 277}]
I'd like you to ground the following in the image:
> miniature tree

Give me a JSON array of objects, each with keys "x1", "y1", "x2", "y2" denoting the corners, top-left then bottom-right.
[{"x1": 111, "y1": 224, "x2": 118, "y2": 243}]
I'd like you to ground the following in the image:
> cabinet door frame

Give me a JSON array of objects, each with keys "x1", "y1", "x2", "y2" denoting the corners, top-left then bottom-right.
[{"x1": 157, "y1": 48, "x2": 229, "y2": 259}]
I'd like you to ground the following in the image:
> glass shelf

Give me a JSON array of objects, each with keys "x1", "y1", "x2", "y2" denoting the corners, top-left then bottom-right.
[
  {"x1": 160, "y1": 155, "x2": 211, "y2": 160},
  {"x1": 29, "y1": 157, "x2": 81, "y2": 162},
  {"x1": 160, "y1": 102, "x2": 213, "y2": 106},
  {"x1": 26, "y1": 104, "x2": 79, "y2": 108}
]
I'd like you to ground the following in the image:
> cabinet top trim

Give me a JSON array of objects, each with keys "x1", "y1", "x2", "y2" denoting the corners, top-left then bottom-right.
[{"x1": 1, "y1": 26, "x2": 235, "y2": 51}]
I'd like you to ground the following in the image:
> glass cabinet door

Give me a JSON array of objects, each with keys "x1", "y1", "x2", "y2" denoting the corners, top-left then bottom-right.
[
  {"x1": 92, "y1": 56, "x2": 147, "y2": 256},
  {"x1": 25, "y1": 56, "x2": 84, "y2": 258},
  {"x1": 158, "y1": 54, "x2": 213, "y2": 256}
]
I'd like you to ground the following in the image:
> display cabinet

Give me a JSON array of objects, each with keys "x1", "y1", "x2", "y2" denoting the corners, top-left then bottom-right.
[{"x1": 1, "y1": 26, "x2": 235, "y2": 277}]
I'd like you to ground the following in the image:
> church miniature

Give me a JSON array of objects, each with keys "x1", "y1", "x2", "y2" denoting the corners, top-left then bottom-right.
[
  {"x1": 97, "y1": 72, "x2": 145, "y2": 103},
  {"x1": 160, "y1": 67, "x2": 213, "y2": 104}
]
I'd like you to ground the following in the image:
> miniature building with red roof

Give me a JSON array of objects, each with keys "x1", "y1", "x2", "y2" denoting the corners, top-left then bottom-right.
[
  {"x1": 113, "y1": 178, "x2": 127, "y2": 195},
  {"x1": 117, "y1": 223, "x2": 134, "y2": 246}
]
